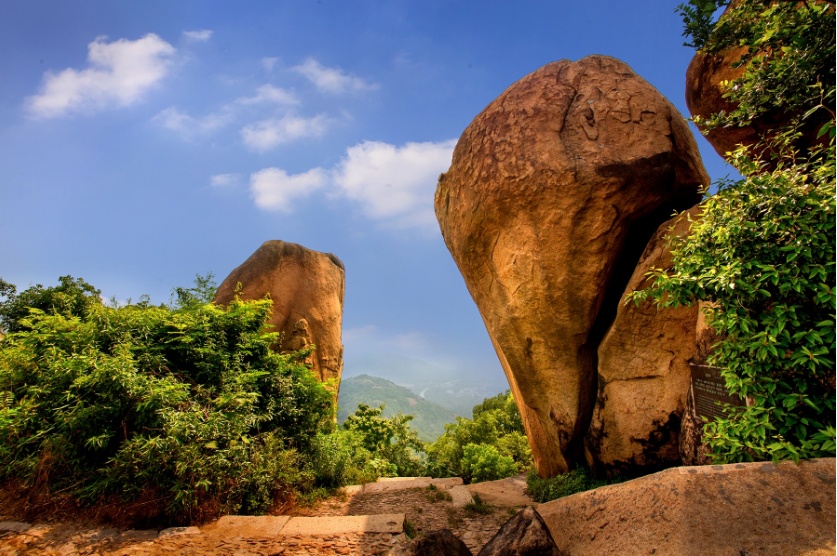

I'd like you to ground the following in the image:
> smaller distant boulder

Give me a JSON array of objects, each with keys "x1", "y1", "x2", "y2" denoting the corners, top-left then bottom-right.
[{"x1": 214, "y1": 240, "x2": 345, "y2": 384}]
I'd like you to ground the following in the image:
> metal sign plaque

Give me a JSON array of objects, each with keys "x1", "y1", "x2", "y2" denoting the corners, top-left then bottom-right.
[{"x1": 689, "y1": 364, "x2": 746, "y2": 420}]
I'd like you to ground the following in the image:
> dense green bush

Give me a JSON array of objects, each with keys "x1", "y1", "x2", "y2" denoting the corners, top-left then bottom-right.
[
  {"x1": 633, "y1": 1, "x2": 836, "y2": 463},
  {"x1": 525, "y1": 467, "x2": 620, "y2": 503},
  {"x1": 425, "y1": 391, "x2": 532, "y2": 483},
  {"x1": 342, "y1": 403, "x2": 426, "y2": 477},
  {"x1": 0, "y1": 276, "x2": 334, "y2": 522}
]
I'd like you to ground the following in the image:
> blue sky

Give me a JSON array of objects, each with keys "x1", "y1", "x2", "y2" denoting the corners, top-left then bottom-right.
[{"x1": 0, "y1": 1, "x2": 735, "y2": 394}]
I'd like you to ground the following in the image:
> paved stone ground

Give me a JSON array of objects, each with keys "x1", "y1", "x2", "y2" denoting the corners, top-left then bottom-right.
[{"x1": 0, "y1": 476, "x2": 534, "y2": 555}]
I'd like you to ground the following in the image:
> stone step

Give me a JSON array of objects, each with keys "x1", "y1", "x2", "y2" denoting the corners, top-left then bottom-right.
[
  {"x1": 348, "y1": 476, "x2": 464, "y2": 494},
  {"x1": 201, "y1": 513, "x2": 405, "y2": 539}
]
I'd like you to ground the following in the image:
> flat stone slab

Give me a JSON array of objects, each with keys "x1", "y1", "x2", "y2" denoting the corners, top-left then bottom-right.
[
  {"x1": 466, "y1": 473, "x2": 535, "y2": 508},
  {"x1": 118, "y1": 529, "x2": 159, "y2": 542},
  {"x1": 279, "y1": 514, "x2": 404, "y2": 536},
  {"x1": 363, "y1": 478, "x2": 434, "y2": 492},
  {"x1": 430, "y1": 477, "x2": 464, "y2": 488},
  {"x1": 0, "y1": 521, "x2": 32, "y2": 532},
  {"x1": 360, "y1": 476, "x2": 464, "y2": 494},
  {"x1": 448, "y1": 485, "x2": 475, "y2": 507},
  {"x1": 158, "y1": 526, "x2": 202, "y2": 539},
  {"x1": 538, "y1": 458, "x2": 836, "y2": 556},
  {"x1": 211, "y1": 515, "x2": 291, "y2": 538}
]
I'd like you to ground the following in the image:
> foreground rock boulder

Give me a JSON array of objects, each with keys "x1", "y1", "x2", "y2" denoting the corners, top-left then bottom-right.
[
  {"x1": 436, "y1": 55, "x2": 707, "y2": 475},
  {"x1": 214, "y1": 240, "x2": 345, "y2": 384},
  {"x1": 537, "y1": 458, "x2": 836, "y2": 556},
  {"x1": 478, "y1": 506, "x2": 561, "y2": 556},
  {"x1": 391, "y1": 529, "x2": 473, "y2": 556},
  {"x1": 585, "y1": 207, "x2": 701, "y2": 476}
]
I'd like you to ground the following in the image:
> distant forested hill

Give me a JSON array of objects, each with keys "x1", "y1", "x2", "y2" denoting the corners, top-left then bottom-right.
[{"x1": 337, "y1": 374, "x2": 458, "y2": 442}]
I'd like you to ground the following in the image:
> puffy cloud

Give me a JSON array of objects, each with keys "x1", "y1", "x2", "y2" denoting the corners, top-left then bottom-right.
[
  {"x1": 183, "y1": 29, "x2": 212, "y2": 42},
  {"x1": 241, "y1": 113, "x2": 329, "y2": 151},
  {"x1": 246, "y1": 139, "x2": 455, "y2": 230},
  {"x1": 249, "y1": 167, "x2": 328, "y2": 212},
  {"x1": 331, "y1": 139, "x2": 456, "y2": 228},
  {"x1": 261, "y1": 57, "x2": 279, "y2": 72},
  {"x1": 236, "y1": 84, "x2": 298, "y2": 106},
  {"x1": 154, "y1": 107, "x2": 232, "y2": 137},
  {"x1": 26, "y1": 34, "x2": 175, "y2": 118},
  {"x1": 292, "y1": 58, "x2": 378, "y2": 94},
  {"x1": 210, "y1": 173, "x2": 242, "y2": 188}
]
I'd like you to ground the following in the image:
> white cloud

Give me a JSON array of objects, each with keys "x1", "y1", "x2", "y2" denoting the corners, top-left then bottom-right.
[
  {"x1": 292, "y1": 58, "x2": 378, "y2": 94},
  {"x1": 261, "y1": 57, "x2": 279, "y2": 72},
  {"x1": 210, "y1": 173, "x2": 242, "y2": 188},
  {"x1": 241, "y1": 113, "x2": 330, "y2": 151},
  {"x1": 246, "y1": 139, "x2": 455, "y2": 228},
  {"x1": 154, "y1": 106, "x2": 232, "y2": 137},
  {"x1": 331, "y1": 139, "x2": 456, "y2": 228},
  {"x1": 26, "y1": 34, "x2": 175, "y2": 118},
  {"x1": 236, "y1": 84, "x2": 298, "y2": 106},
  {"x1": 250, "y1": 167, "x2": 328, "y2": 212},
  {"x1": 183, "y1": 29, "x2": 213, "y2": 42}
]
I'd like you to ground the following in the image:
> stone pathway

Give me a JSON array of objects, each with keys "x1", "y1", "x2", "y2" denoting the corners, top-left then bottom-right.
[{"x1": 0, "y1": 475, "x2": 535, "y2": 555}]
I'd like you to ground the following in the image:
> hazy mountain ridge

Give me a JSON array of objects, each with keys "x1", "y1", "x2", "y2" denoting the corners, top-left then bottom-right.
[
  {"x1": 337, "y1": 374, "x2": 459, "y2": 441},
  {"x1": 342, "y1": 354, "x2": 508, "y2": 417}
]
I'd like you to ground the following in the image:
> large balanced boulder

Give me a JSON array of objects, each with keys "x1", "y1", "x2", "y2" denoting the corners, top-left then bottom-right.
[
  {"x1": 435, "y1": 55, "x2": 707, "y2": 475},
  {"x1": 214, "y1": 240, "x2": 345, "y2": 384},
  {"x1": 584, "y1": 206, "x2": 701, "y2": 476},
  {"x1": 537, "y1": 458, "x2": 836, "y2": 556}
]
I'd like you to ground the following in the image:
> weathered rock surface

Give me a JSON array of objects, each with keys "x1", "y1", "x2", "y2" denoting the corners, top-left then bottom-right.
[
  {"x1": 537, "y1": 458, "x2": 836, "y2": 556},
  {"x1": 685, "y1": 2, "x2": 830, "y2": 160},
  {"x1": 392, "y1": 529, "x2": 474, "y2": 556},
  {"x1": 477, "y1": 506, "x2": 562, "y2": 556},
  {"x1": 214, "y1": 240, "x2": 345, "y2": 383},
  {"x1": 435, "y1": 55, "x2": 707, "y2": 475},
  {"x1": 585, "y1": 206, "x2": 701, "y2": 476}
]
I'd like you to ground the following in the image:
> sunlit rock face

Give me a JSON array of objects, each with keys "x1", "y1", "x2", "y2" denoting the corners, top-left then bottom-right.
[
  {"x1": 435, "y1": 55, "x2": 707, "y2": 476},
  {"x1": 685, "y1": 2, "x2": 831, "y2": 162},
  {"x1": 586, "y1": 207, "x2": 701, "y2": 477},
  {"x1": 214, "y1": 240, "x2": 345, "y2": 385}
]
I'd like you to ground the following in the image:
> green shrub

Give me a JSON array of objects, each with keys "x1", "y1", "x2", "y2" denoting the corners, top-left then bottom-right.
[
  {"x1": 342, "y1": 403, "x2": 426, "y2": 477},
  {"x1": 461, "y1": 443, "x2": 517, "y2": 484},
  {"x1": 525, "y1": 468, "x2": 619, "y2": 503},
  {"x1": 0, "y1": 276, "x2": 334, "y2": 522},
  {"x1": 425, "y1": 391, "x2": 532, "y2": 481}
]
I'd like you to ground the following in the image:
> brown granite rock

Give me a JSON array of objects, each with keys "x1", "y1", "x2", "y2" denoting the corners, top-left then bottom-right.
[
  {"x1": 537, "y1": 458, "x2": 836, "y2": 556},
  {"x1": 478, "y1": 506, "x2": 562, "y2": 556},
  {"x1": 214, "y1": 240, "x2": 345, "y2": 384},
  {"x1": 392, "y1": 529, "x2": 473, "y2": 556},
  {"x1": 435, "y1": 55, "x2": 707, "y2": 476},
  {"x1": 585, "y1": 206, "x2": 701, "y2": 476},
  {"x1": 685, "y1": 44, "x2": 753, "y2": 158},
  {"x1": 685, "y1": 2, "x2": 831, "y2": 161}
]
